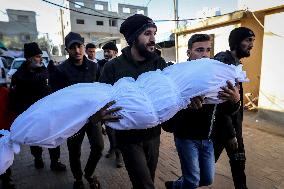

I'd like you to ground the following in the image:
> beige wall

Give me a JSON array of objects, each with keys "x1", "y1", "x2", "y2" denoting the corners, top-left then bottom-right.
[
  {"x1": 177, "y1": 25, "x2": 236, "y2": 62},
  {"x1": 160, "y1": 47, "x2": 176, "y2": 62},
  {"x1": 258, "y1": 11, "x2": 284, "y2": 123},
  {"x1": 175, "y1": 6, "x2": 284, "y2": 124},
  {"x1": 238, "y1": 0, "x2": 284, "y2": 11},
  {"x1": 176, "y1": 14, "x2": 265, "y2": 105},
  {"x1": 240, "y1": 13, "x2": 264, "y2": 104}
]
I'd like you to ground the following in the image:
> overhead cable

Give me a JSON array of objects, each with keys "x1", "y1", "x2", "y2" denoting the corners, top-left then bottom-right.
[{"x1": 41, "y1": 0, "x2": 248, "y2": 23}]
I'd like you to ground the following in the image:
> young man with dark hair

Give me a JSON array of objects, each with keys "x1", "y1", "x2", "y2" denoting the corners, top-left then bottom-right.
[
  {"x1": 99, "y1": 14, "x2": 168, "y2": 189},
  {"x1": 187, "y1": 34, "x2": 211, "y2": 60},
  {"x1": 10, "y1": 42, "x2": 66, "y2": 172},
  {"x1": 165, "y1": 34, "x2": 240, "y2": 189},
  {"x1": 50, "y1": 32, "x2": 121, "y2": 189},
  {"x1": 213, "y1": 27, "x2": 255, "y2": 189},
  {"x1": 85, "y1": 43, "x2": 98, "y2": 63}
]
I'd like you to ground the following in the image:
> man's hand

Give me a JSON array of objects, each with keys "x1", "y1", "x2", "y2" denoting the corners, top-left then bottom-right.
[
  {"x1": 188, "y1": 96, "x2": 204, "y2": 109},
  {"x1": 90, "y1": 100, "x2": 122, "y2": 124},
  {"x1": 227, "y1": 137, "x2": 238, "y2": 151},
  {"x1": 218, "y1": 80, "x2": 240, "y2": 103}
]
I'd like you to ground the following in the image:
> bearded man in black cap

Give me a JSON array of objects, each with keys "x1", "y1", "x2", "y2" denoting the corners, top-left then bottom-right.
[
  {"x1": 212, "y1": 27, "x2": 255, "y2": 189},
  {"x1": 96, "y1": 42, "x2": 118, "y2": 78},
  {"x1": 10, "y1": 42, "x2": 66, "y2": 172},
  {"x1": 99, "y1": 14, "x2": 168, "y2": 189}
]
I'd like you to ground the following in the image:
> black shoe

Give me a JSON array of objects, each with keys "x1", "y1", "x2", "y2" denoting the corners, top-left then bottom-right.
[
  {"x1": 34, "y1": 158, "x2": 44, "y2": 169},
  {"x1": 165, "y1": 181, "x2": 174, "y2": 189},
  {"x1": 105, "y1": 149, "x2": 114, "y2": 158},
  {"x1": 116, "y1": 153, "x2": 124, "y2": 168},
  {"x1": 2, "y1": 179, "x2": 16, "y2": 189},
  {"x1": 73, "y1": 180, "x2": 85, "y2": 189},
  {"x1": 85, "y1": 176, "x2": 101, "y2": 189},
  {"x1": 50, "y1": 161, "x2": 66, "y2": 172}
]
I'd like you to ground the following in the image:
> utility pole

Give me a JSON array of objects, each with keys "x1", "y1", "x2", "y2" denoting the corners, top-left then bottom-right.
[
  {"x1": 60, "y1": 8, "x2": 65, "y2": 47},
  {"x1": 173, "y1": 0, "x2": 179, "y2": 63}
]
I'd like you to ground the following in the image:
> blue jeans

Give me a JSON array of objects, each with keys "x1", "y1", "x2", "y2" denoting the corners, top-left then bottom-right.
[{"x1": 173, "y1": 138, "x2": 215, "y2": 189}]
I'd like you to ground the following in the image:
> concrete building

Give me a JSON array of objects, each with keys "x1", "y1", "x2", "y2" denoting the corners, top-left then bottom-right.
[
  {"x1": 173, "y1": 1, "x2": 284, "y2": 124},
  {"x1": 60, "y1": 0, "x2": 148, "y2": 47},
  {"x1": 0, "y1": 9, "x2": 38, "y2": 49}
]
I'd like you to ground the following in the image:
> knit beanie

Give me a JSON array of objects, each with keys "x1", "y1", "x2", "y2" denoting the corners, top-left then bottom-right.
[
  {"x1": 229, "y1": 27, "x2": 255, "y2": 50},
  {"x1": 102, "y1": 42, "x2": 118, "y2": 52},
  {"x1": 24, "y1": 42, "x2": 42, "y2": 59},
  {"x1": 120, "y1": 14, "x2": 157, "y2": 45}
]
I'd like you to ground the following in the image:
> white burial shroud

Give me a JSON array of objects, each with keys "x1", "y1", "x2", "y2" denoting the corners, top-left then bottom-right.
[{"x1": 0, "y1": 58, "x2": 248, "y2": 174}]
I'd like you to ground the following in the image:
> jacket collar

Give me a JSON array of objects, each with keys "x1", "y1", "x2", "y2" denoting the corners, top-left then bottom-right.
[
  {"x1": 227, "y1": 50, "x2": 241, "y2": 66},
  {"x1": 67, "y1": 56, "x2": 90, "y2": 69},
  {"x1": 121, "y1": 46, "x2": 159, "y2": 67}
]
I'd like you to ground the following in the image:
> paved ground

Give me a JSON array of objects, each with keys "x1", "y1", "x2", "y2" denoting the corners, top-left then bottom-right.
[{"x1": 1, "y1": 111, "x2": 284, "y2": 189}]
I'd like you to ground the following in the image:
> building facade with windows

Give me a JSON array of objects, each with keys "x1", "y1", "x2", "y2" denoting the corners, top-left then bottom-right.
[
  {"x1": 0, "y1": 9, "x2": 38, "y2": 49},
  {"x1": 60, "y1": 0, "x2": 148, "y2": 45}
]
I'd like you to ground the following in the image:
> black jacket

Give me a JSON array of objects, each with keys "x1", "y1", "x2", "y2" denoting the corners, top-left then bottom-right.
[
  {"x1": 49, "y1": 56, "x2": 100, "y2": 133},
  {"x1": 10, "y1": 62, "x2": 50, "y2": 114},
  {"x1": 171, "y1": 104, "x2": 216, "y2": 140},
  {"x1": 96, "y1": 59, "x2": 108, "y2": 81},
  {"x1": 213, "y1": 50, "x2": 243, "y2": 141},
  {"x1": 99, "y1": 47, "x2": 168, "y2": 144},
  {"x1": 49, "y1": 56, "x2": 97, "y2": 91},
  {"x1": 166, "y1": 98, "x2": 240, "y2": 140}
]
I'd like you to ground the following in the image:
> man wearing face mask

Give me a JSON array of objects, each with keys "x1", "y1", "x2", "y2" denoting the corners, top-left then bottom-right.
[
  {"x1": 99, "y1": 14, "x2": 168, "y2": 189},
  {"x1": 10, "y1": 42, "x2": 66, "y2": 172},
  {"x1": 213, "y1": 27, "x2": 255, "y2": 189}
]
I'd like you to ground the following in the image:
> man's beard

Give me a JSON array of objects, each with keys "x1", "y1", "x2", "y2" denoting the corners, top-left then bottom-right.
[
  {"x1": 104, "y1": 55, "x2": 110, "y2": 60},
  {"x1": 30, "y1": 59, "x2": 43, "y2": 69},
  {"x1": 134, "y1": 41, "x2": 157, "y2": 60},
  {"x1": 236, "y1": 45, "x2": 251, "y2": 58},
  {"x1": 104, "y1": 55, "x2": 113, "y2": 61}
]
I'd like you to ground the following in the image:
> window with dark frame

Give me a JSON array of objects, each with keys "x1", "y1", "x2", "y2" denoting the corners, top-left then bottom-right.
[
  {"x1": 25, "y1": 34, "x2": 31, "y2": 41},
  {"x1": 96, "y1": 21, "x2": 104, "y2": 26},
  {"x1": 76, "y1": 19, "x2": 85, "y2": 24},
  {"x1": 17, "y1": 15, "x2": 29, "y2": 22},
  {"x1": 109, "y1": 19, "x2": 117, "y2": 27}
]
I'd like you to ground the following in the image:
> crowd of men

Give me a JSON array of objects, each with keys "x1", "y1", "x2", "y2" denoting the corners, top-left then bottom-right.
[{"x1": 0, "y1": 13, "x2": 255, "y2": 189}]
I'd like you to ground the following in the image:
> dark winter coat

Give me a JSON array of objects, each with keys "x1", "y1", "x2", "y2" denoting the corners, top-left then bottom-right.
[
  {"x1": 99, "y1": 46, "x2": 168, "y2": 144},
  {"x1": 49, "y1": 56, "x2": 97, "y2": 91},
  {"x1": 96, "y1": 59, "x2": 108, "y2": 80},
  {"x1": 213, "y1": 50, "x2": 243, "y2": 141},
  {"x1": 10, "y1": 61, "x2": 50, "y2": 114}
]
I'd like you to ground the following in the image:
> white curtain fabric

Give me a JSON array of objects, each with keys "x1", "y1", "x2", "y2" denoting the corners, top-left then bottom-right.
[{"x1": 0, "y1": 58, "x2": 248, "y2": 174}]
